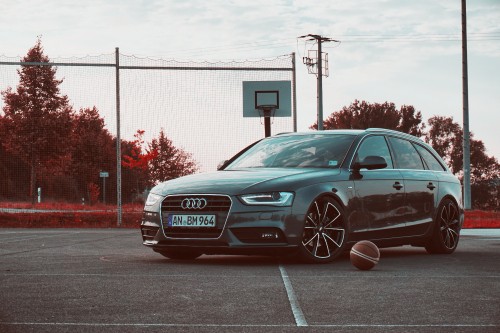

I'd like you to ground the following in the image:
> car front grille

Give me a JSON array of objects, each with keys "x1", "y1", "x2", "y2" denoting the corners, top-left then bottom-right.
[{"x1": 160, "y1": 194, "x2": 232, "y2": 239}]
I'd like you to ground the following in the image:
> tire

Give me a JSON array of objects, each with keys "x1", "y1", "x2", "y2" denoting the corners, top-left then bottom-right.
[
  {"x1": 425, "y1": 198, "x2": 460, "y2": 254},
  {"x1": 299, "y1": 196, "x2": 347, "y2": 263},
  {"x1": 159, "y1": 250, "x2": 202, "y2": 260}
]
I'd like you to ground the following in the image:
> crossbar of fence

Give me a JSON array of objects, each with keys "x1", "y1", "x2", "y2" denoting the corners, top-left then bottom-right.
[
  {"x1": 0, "y1": 61, "x2": 115, "y2": 67},
  {"x1": 0, "y1": 62, "x2": 293, "y2": 72}
]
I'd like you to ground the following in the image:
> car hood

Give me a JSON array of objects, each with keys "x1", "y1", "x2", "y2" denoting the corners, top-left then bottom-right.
[{"x1": 152, "y1": 168, "x2": 340, "y2": 196}]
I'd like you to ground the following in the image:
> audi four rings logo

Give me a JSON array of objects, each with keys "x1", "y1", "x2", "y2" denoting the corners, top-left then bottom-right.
[{"x1": 181, "y1": 198, "x2": 207, "y2": 210}]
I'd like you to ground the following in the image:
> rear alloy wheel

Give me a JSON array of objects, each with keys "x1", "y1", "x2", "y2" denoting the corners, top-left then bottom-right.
[
  {"x1": 159, "y1": 250, "x2": 202, "y2": 260},
  {"x1": 299, "y1": 197, "x2": 347, "y2": 263},
  {"x1": 426, "y1": 198, "x2": 460, "y2": 254}
]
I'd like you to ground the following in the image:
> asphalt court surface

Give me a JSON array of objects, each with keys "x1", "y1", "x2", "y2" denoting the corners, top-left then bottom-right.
[{"x1": 0, "y1": 228, "x2": 498, "y2": 333}]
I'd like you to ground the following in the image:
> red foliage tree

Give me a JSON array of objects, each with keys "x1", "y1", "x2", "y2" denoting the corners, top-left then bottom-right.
[
  {"x1": 122, "y1": 130, "x2": 158, "y2": 171},
  {"x1": 1, "y1": 38, "x2": 73, "y2": 204},
  {"x1": 425, "y1": 116, "x2": 462, "y2": 173},
  {"x1": 425, "y1": 115, "x2": 499, "y2": 209},
  {"x1": 70, "y1": 106, "x2": 116, "y2": 203},
  {"x1": 147, "y1": 129, "x2": 199, "y2": 184},
  {"x1": 425, "y1": 115, "x2": 500, "y2": 181},
  {"x1": 87, "y1": 183, "x2": 100, "y2": 206},
  {"x1": 121, "y1": 130, "x2": 157, "y2": 199},
  {"x1": 312, "y1": 100, "x2": 425, "y2": 137}
]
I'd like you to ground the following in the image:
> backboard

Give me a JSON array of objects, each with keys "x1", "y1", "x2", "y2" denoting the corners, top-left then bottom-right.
[{"x1": 242, "y1": 80, "x2": 292, "y2": 117}]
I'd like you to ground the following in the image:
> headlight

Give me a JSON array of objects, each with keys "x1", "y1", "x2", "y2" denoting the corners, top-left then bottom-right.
[
  {"x1": 145, "y1": 193, "x2": 163, "y2": 206},
  {"x1": 239, "y1": 192, "x2": 294, "y2": 206}
]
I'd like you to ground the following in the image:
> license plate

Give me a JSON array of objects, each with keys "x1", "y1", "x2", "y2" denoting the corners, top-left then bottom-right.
[{"x1": 166, "y1": 214, "x2": 216, "y2": 228}]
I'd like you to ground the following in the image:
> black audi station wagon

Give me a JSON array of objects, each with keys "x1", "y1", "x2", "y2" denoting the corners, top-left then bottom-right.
[{"x1": 141, "y1": 129, "x2": 464, "y2": 263}]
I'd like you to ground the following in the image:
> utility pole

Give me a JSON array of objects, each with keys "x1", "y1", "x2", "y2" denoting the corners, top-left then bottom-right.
[
  {"x1": 462, "y1": 0, "x2": 471, "y2": 209},
  {"x1": 299, "y1": 34, "x2": 339, "y2": 130},
  {"x1": 317, "y1": 39, "x2": 324, "y2": 130}
]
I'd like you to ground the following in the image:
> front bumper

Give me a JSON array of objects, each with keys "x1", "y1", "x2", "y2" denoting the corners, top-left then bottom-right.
[{"x1": 140, "y1": 195, "x2": 302, "y2": 256}]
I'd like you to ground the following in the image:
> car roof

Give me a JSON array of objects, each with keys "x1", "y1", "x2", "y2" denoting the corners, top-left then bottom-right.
[
  {"x1": 275, "y1": 129, "x2": 364, "y2": 136},
  {"x1": 276, "y1": 128, "x2": 423, "y2": 142}
]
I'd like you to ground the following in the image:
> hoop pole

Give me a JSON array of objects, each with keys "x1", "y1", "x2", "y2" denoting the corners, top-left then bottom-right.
[
  {"x1": 257, "y1": 108, "x2": 274, "y2": 138},
  {"x1": 264, "y1": 110, "x2": 271, "y2": 137}
]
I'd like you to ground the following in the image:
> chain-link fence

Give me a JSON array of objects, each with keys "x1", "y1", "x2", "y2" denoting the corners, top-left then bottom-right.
[{"x1": 0, "y1": 50, "x2": 296, "y2": 224}]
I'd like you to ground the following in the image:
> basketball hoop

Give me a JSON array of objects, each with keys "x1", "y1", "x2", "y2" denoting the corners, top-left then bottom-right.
[
  {"x1": 256, "y1": 104, "x2": 277, "y2": 118},
  {"x1": 256, "y1": 105, "x2": 277, "y2": 137},
  {"x1": 242, "y1": 81, "x2": 292, "y2": 138}
]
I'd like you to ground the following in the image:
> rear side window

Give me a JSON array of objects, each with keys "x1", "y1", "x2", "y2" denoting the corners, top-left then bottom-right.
[
  {"x1": 354, "y1": 135, "x2": 393, "y2": 169},
  {"x1": 388, "y1": 137, "x2": 424, "y2": 170},
  {"x1": 414, "y1": 144, "x2": 446, "y2": 171}
]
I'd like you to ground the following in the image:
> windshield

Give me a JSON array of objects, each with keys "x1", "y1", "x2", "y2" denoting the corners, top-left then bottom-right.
[{"x1": 226, "y1": 134, "x2": 356, "y2": 169}]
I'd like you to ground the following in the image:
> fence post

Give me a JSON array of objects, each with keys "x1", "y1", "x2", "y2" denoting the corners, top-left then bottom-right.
[
  {"x1": 115, "y1": 47, "x2": 122, "y2": 226},
  {"x1": 292, "y1": 52, "x2": 297, "y2": 132}
]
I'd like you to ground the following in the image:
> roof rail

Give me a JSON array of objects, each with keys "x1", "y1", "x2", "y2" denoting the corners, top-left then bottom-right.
[
  {"x1": 365, "y1": 128, "x2": 423, "y2": 141},
  {"x1": 366, "y1": 128, "x2": 403, "y2": 134}
]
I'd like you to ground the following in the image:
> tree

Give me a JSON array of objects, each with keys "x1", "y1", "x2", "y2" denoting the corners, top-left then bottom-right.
[
  {"x1": 147, "y1": 129, "x2": 199, "y2": 184},
  {"x1": 122, "y1": 130, "x2": 158, "y2": 196},
  {"x1": 122, "y1": 130, "x2": 160, "y2": 174},
  {"x1": 313, "y1": 102, "x2": 498, "y2": 209},
  {"x1": 425, "y1": 115, "x2": 500, "y2": 182},
  {"x1": 425, "y1": 116, "x2": 462, "y2": 173},
  {"x1": 70, "y1": 106, "x2": 115, "y2": 203},
  {"x1": 0, "y1": 117, "x2": 29, "y2": 199},
  {"x1": 425, "y1": 115, "x2": 500, "y2": 209},
  {"x1": 312, "y1": 100, "x2": 425, "y2": 137},
  {"x1": 1, "y1": 38, "x2": 73, "y2": 204}
]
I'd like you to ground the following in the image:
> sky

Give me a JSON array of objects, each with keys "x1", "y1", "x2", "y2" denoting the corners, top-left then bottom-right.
[{"x1": 1, "y1": 0, "x2": 499, "y2": 161}]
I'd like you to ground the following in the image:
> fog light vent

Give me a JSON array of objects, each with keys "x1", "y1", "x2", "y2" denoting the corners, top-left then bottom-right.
[
  {"x1": 231, "y1": 228, "x2": 285, "y2": 244},
  {"x1": 261, "y1": 232, "x2": 279, "y2": 239}
]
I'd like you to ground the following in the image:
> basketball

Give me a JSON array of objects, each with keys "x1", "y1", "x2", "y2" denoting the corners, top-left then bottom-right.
[{"x1": 350, "y1": 240, "x2": 380, "y2": 270}]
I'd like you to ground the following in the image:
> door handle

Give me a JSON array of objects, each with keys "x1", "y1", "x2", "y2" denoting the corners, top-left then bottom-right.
[
  {"x1": 393, "y1": 182, "x2": 404, "y2": 190},
  {"x1": 427, "y1": 182, "x2": 436, "y2": 190}
]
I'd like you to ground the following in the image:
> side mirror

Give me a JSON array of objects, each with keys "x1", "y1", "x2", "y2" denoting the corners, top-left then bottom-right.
[{"x1": 353, "y1": 156, "x2": 387, "y2": 171}]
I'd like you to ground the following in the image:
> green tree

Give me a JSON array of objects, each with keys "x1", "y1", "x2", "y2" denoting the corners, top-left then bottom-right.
[
  {"x1": 1, "y1": 38, "x2": 73, "y2": 204},
  {"x1": 147, "y1": 129, "x2": 199, "y2": 184},
  {"x1": 313, "y1": 100, "x2": 425, "y2": 137}
]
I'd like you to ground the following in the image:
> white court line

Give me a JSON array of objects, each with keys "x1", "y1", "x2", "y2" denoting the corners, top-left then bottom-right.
[
  {"x1": 0, "y1": 322, "x2": 497, "y2": 328},
  {"x1": 279, "y1": 264, "x2": 308, "y2": 327}
]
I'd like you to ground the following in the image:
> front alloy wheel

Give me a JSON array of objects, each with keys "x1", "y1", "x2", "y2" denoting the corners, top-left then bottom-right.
[
  {"x1": 426, "y1": 198, "x2": 460, "y2": 254},
  {"x1": 299, "y1": 197, "x2": 346, "y2": 263}
]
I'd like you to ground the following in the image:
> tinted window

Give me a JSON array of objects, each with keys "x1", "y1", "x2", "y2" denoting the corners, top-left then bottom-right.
[
  {"x1": 388, "y1": 137, "x2": 424, "y2": 170},
  {"x1": 414, "y1": 144, "x2": 446, "y2": 171},
  {"x1": 227, "y1": 134, "x2": 356, "y2": 169},
  {"x1": 354, "y1": 135, "x2": 393, "y2": 169}
]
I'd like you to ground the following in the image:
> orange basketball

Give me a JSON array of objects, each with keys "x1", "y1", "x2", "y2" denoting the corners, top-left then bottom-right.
[{"x1": 350, "y1": 240, "x2": 380, "y2": 270}]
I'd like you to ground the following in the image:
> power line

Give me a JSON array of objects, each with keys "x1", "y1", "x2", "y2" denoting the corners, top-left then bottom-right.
[{"x1": 165, "y1": 32, "x2": 499, "y2": 59}]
